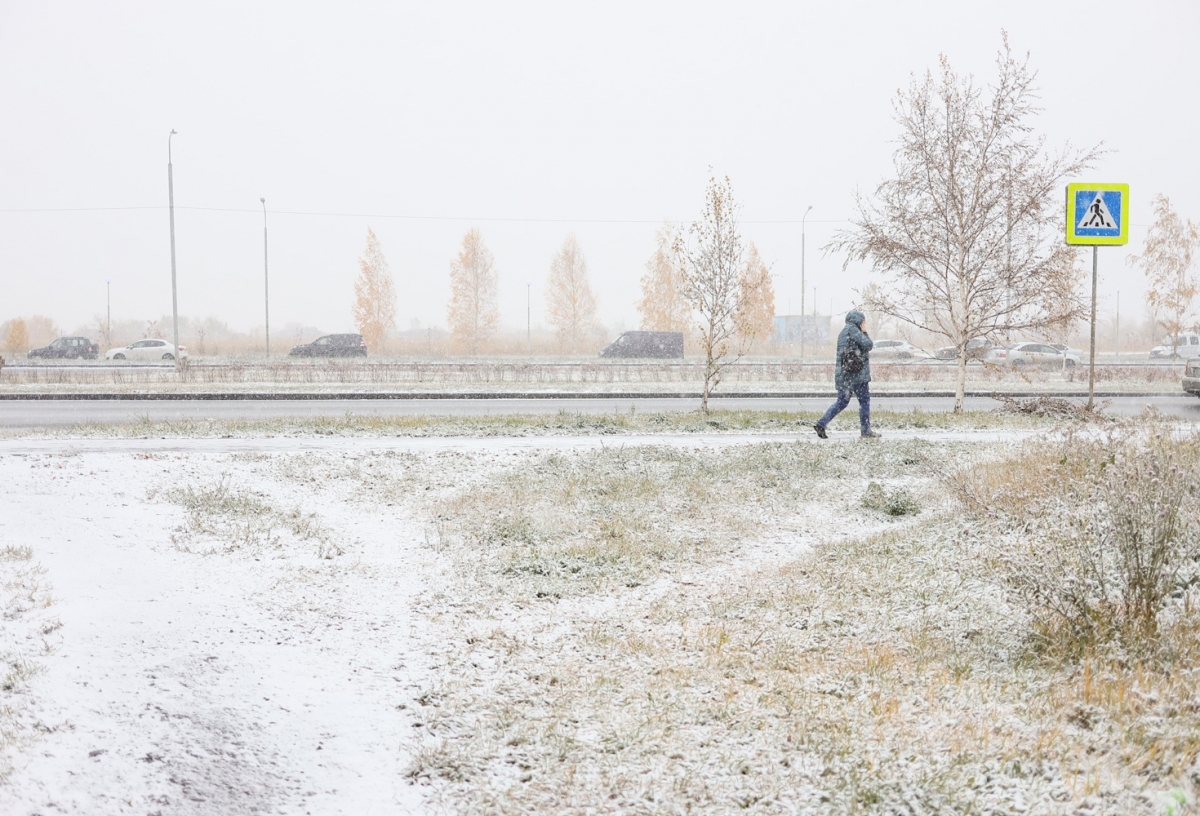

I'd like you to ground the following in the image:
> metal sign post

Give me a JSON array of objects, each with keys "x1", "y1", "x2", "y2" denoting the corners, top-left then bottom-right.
[{"x1": 1065, "y1": 182, "x2": 1130, "y2": 409}]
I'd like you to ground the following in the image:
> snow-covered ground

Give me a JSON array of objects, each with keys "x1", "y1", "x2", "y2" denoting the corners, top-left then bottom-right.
[
  {"x1": 1, "y1": 426, "x2": 1194, "y2": 814},
  {"x1": 0, "y1": 437, "x2": 461, "y2": 814}
]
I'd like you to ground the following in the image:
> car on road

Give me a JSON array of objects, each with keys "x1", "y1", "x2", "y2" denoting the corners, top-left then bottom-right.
[
  {"x1": 105, "y1": 339, "x2": 189, "y2": 361},
  {"x1": 870, "y1": 339, "x2": 931, "y2": 360},
  {"x1": 1150, "y1": 332, "x2": 1200, "y2": 359},
  {"x1": 27, "y1": 336, "x2": 99, "y2": 359},
  {"x1": 288, "y1": 333, "x2": 367, "y2": 357},
  {"x1": 1184, "y1": 358, "x2": 1200, "y2": 397},
  {"x1": 599, "y1": 331, "x2": 684, "y2": 359},
  {"x1": 1005, "y1": 342, "x2": 1081, "y2": 367},
  {"x1": 934, "y1": 338, "x2": 995, "y2": 361}
]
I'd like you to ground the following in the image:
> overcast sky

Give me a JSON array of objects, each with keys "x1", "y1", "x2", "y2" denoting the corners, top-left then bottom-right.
[{"x1": 2, "y1": 0, "x2": 1197, "y2": 341}]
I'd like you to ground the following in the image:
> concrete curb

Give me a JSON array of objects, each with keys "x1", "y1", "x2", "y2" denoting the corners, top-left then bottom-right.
[{"x1": 0, "y1": 391, "x2": 1186, "y2": 401}]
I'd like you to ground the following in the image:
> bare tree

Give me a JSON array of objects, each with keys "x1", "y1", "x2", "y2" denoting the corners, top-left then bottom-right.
[
  {"x1": 637, "y1": 223, "x2": 691, "y2": 335},
  {"x1": 1129, "y1": 195, "x2": 1199, "y2": 357},
  {"x1": 735, "y1": 243, "x2": 775, "y2": 347},
  {"x1": 352, "y1": 227, "x2": 398, "y2": 353},
  {"x1": 545, "y1": 234, "x2": 599, "y2": 354},
  {"x1": 828, "y1": 35, "x2": 1098, "y2": 411},
  {"x1": 447, "y1": 227, "x2": 500, "y2": 355},
  {"x1": 675, "y1": 175, "x2": 750, "y2": 411}
]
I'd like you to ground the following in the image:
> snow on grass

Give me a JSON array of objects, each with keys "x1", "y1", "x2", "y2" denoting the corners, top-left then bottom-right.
[
  {"x1": 0, "y1": 544, "x2": 61, "y2": 782},
  {"x1": 406, "y1": 433, "x2": 1199, "y2": 814},
  {"x1": 4, "y1": 417, "x2": 1196, "y2": 812}
]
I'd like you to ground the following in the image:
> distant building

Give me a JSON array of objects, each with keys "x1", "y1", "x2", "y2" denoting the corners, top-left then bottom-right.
[{"x1": 773, "y1": 314, "x2": 831, "y2": 344}]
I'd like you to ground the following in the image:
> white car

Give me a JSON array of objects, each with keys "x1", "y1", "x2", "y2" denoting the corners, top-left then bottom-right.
[
  {"x1": 1150, "y1": 332, "x2": 1200, "y2": 360},
  {"x1": 870, "y1": 339, "x2": 932, "y2": 360},
  {"x1": 105, "y1": 339, "x2": 189, "y2": 361},
  {"x1": 1005, "y1": 342, "x2": 1080, "y2": 367}
]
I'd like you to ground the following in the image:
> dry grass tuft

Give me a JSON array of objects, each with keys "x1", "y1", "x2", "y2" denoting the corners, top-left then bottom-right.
[{"x1": 165, "y1": 478, "x2": 342, "y2": 558}]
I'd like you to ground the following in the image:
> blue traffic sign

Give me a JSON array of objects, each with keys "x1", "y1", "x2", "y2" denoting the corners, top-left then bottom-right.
[{"x1": 1065, "y1": 183, "x2": 1129, "y2": 246}]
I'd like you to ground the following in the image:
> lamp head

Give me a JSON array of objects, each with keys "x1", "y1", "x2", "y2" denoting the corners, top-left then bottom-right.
[{"x1": 260, "y1": 197, "x2": 266, "y2": 204}]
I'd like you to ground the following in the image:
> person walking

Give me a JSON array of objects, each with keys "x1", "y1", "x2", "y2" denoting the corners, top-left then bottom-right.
[{"x1": 814, "y1": 309, "x2": 881, "y2": 439}]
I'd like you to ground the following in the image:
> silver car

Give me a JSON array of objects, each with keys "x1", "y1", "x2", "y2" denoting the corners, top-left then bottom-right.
[
  {"x1": 1006, "y1": 342, "x2": 1080, "y2": 367},
  {"x1": 1184, "y1": 358, "x2": 1200, "y2": 396},
  {"x1": 870, "y1": 340, "x2": 931, "y2": 360}
]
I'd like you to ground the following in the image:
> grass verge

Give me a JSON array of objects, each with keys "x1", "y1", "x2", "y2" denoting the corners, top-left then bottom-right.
[
  {"x1": 407, "y1": 430, "x2": 1199, "y2": 813},
  {"x1": 6, "y1": 407, "x2": 1061, "y2": 441}
]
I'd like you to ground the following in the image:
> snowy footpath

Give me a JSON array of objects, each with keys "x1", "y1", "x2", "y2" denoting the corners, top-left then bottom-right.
[
  {"x1": 0, "y1": 438, "x2": 454, "y2": 815},
  {"x1": 0, "y1": 429, "x2": 1028, "y2": 814}
]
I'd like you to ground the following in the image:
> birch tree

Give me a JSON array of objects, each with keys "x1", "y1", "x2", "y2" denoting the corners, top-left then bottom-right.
[
  {"x1": 447, "y1": 227, "x2": 500, "y2": 355},
  {"x1": 735, "y1": 243, "x2": 775, "y2": 346},
  {"x1": 676, "y1": 175, "x2": 752, "y2": 411},
  {"x1": 1128, "y1": 195, "x2": 1199, "y2": 357},
  {"x1": 828, "y1": 35, "x2": 1098, "y2": 411},
  {"x1": 545, "y1": 234, "x2": 599, "y2": 354},
  {"x1": 637, "y1": 223, "x2": 691, "y2": 334},
  {"x1": 352, "y1": 227, "x2": 397, "y2": 353}
]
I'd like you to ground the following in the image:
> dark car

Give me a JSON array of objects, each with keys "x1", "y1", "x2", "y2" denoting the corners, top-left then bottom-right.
[
  {"x1": 28, "y1": 336, "x2": 100, "y2": 359},
  {"x1": 288, "y1": 333, "x2": 367, "y2": 358},
  {"x1": 935, "y1": 338, "x2": 993, "y2": 361},
  {"x1": 599, "y1": 331, "x2": 684, "y2": 359}
]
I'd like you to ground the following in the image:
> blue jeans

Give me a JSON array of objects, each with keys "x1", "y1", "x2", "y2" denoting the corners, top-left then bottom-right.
[{"x1": 816, "y1": 382, "x2": 872, "y2": 433}]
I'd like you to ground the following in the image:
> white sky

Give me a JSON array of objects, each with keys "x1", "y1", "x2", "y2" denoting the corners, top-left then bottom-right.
[{"x1": 2, "y1": 0, "x2": 1197, "y2": 338}]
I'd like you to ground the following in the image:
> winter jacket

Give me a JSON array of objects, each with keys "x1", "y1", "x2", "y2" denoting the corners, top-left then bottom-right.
[{"x1": 834, "y1": 310, "x2": 873, "y2": 390}]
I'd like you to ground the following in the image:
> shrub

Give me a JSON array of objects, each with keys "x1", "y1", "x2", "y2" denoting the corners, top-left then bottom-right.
[
  {"x1": 950, "y1": 421, "x2": 1200, "y2": 657},
  {"x1": 861, "y1": 481, "x2": 920, "y2": 516}
]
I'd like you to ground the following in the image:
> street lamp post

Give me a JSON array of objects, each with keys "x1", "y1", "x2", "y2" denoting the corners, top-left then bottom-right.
[
  {"x1": 106, "y1": 278, "x2": 111, "y2": 346},
  {"x1": 1115, "y1": 289, "x2": 1120, "y2": 360},
  {"x1": 167, "y1": 130, "x2": 180, "y2": 370},
  {"x1": 800, "y1": 205, "x2": 813, "y2": 360},
  {"x1": 526, "y1": 281, "x2": 532, "y2": 356},
  {"x1": 261, "y1": 198, "x2": 270, "y2": 358}
]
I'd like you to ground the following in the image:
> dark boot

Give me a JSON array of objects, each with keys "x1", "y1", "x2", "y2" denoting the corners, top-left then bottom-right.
[
  {"x1": 814, "y1": 424, "x2": 828, "y2": 439},
  {"x1": 860, "y1": 429, "x2": 882, "y2": 439}
]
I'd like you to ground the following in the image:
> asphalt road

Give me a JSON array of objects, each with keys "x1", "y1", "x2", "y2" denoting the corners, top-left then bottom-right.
[{"x1": 0, "y1": 394, "x2": 1198, "y2": 429}]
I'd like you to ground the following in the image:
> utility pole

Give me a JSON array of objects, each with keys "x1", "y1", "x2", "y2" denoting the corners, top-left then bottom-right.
[
  {"x1": 800, "y1": 205, "x2": 812, "y2": 360},
  {"x1": 261, "y1": 198, "x2": 270, "y2": 358},
  {"x1": 167, "y1": 130, "x2": 180, "y2": 369}
]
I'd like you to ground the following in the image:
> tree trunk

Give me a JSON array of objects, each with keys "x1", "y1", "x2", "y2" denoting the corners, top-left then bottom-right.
[
  {"x1": 701, "y1": 349, "x2": 714, "y2": 412},
  {"x1": 954, "y1": 350, "x2": 967, "y2": 413}
]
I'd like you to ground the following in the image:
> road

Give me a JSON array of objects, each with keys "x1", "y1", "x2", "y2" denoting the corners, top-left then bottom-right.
[{"x1": 0, "y1": 394, "x2": 1197, "y2": 429}]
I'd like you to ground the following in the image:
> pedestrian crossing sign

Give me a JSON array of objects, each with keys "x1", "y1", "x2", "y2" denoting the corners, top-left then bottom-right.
[{"x1": 1065, "y1": 182, "x2": 1129, "y2": 245}]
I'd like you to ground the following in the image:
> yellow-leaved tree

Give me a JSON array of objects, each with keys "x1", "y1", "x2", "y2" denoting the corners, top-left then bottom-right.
[
  {"x1": 448, "y1": 228, "x2": 500, "y2": 355},
  {"x1": 637, "y1": 223, "x2": 691, "y2": 334},
  {"x1": 352, "y1": 227, "x2": 397, "y2": 353},
  {"x1": 545, "y1": 234, "x2": 599, "y2": 354},
  {"x1": 3, "y1": 318, "x2": 29, "y2": 352},
  {"x1": 735, "y1": 243, "x2": 775, "y2": 347},
  {"x1": 1129, "y1": 195, "x2": 1199, "y2": 357}
]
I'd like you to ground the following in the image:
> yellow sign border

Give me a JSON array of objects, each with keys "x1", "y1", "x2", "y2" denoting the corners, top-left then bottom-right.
[{"x1": 1066, "y1": 182, "x2": 1130, "y2": 246}]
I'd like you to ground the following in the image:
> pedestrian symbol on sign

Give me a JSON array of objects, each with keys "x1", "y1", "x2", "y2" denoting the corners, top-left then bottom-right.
[
  {"x1": 1065, "y1": 183, "x2": 1127, "y2": 246},
  {"x1": 1079, "y1": 193, "x2": 1117, "y2": 230}
]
